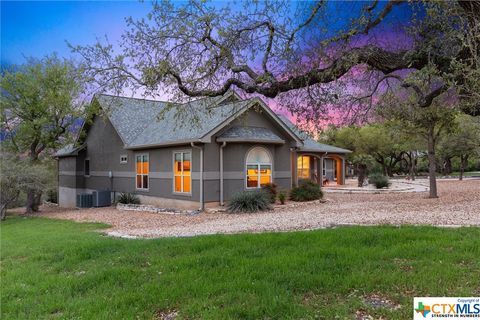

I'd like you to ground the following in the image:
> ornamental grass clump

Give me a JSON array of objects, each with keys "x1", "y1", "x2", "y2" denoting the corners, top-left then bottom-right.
[
  {"x1": 278, "y1": 191, "x2": 286, "y2": 205},
  {"x1": 261, "y1": 183, "x2": 277, "y2": 203},
  {"x1": 290, "y1": 180, "x2": 323, "y2": 202},
  {"x1": 227, "y1": 190, "x2": 271, "y2": 213},
  {"x1": 118, "y1": 193, "x2": 140, "y2": 205},
  {"x1": 368, "y1": 173, "x2": 391, "y2": 189}
]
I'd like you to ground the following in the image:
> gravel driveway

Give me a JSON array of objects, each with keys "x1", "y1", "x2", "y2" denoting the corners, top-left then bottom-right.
[{"x1": 36, "y1": 179, "x2": 480, "y2": 238}]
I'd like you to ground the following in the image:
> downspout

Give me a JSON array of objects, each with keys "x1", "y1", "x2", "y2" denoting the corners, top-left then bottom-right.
[
  {"x1": 219, "y1": 141, "x2": 227, "y2": 206},
  {"x1": 191, "y1": 142, "x2": 204, "y2": 211}
]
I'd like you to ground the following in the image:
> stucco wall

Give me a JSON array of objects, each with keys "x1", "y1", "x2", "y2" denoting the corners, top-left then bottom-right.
[
  {"x1": 212, "y1": 108, "x2": 294, "y2": 200},
  {"x1": 58, "y1": 106, "x2": 297, "y2": 206}
]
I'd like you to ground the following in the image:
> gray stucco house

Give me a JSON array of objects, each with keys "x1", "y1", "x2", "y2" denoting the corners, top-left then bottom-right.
[{"x1": 56, "y1": 92, "x2": 350, "y2": 209}]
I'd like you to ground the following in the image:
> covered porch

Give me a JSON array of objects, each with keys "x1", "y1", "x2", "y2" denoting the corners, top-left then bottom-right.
[{"x1": 292, "y1": 153, "x2": 346, "y2": 186}]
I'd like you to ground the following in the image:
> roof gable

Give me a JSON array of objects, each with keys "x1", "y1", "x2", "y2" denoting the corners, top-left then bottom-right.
[
  {"x1": 200, "y1": 98, "x2": 303, "y2": 145},
  {"x1": 94, "y1": 93, "x2": 302, "y2": 149}
]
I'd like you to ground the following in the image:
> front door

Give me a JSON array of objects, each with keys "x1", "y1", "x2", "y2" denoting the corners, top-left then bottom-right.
[{"x1": 297, "y1": 155, "x2": 320, "y2": 183}]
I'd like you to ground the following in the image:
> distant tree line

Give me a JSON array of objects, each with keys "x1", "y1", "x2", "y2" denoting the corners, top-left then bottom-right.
[
  {"x1": 0, "y1": 55, "x2": 85, "y2": 219},
  {"x1": 320, "y1": 111, "x2": 480, "y2": 194}
]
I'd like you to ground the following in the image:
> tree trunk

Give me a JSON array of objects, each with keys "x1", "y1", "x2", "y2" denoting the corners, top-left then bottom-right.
[
  {"x1": 357, "y1": 164, "x2": 367, "y2": 187},
  {"x1": 411, "y1": 158, "x2": 416, "y2": 181},
  {"x1": 407, "y1": 152, "x2": 417, "y2": 181},
  {"x1": 0, "y1": 204, "x2": 6, "y2": 221},
  {"x1": 459, "y1": 154, "x2": 468, "y2": 181},
  {"x1": 427, "y1": 127, "x2": 438, "y2": 198},
  {"x1": 386, "y1": 166, "x2": 393, "y2": 177},
  {"x1": 25, "y1": 146, "x2": 42, "y2": 213},
  {"x1": 26, "y1": 189, "x2": 38, "y2": 214},
  {"x1": 25, "y1": 190, "x2": 42, "y2": 214},
  {"x1": 443, "y1": 157, "x2": 452, "y2": 175}
]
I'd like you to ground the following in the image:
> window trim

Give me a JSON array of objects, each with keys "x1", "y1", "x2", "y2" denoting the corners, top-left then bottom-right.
[
  {"x1": 297, "y1": 155, "x2": 311, "y2": 180},
  {"x1": 84, "y1": 158, "x2": 90, "y2": 177},
  {"x1": 244, "y1": 146, "x2": 273, "y2": 189},
  {"x1": 135, "y1": 153, "x2": 149, "y2": 191},
  {"x1": 172, "y1": 150, "x2": 192, "y2": 195},
  {"x1": 120, "y1": 154, "x2": 128, "y2": 164}
]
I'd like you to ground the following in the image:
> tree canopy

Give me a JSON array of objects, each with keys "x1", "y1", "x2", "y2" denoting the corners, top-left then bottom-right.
[
  {"x1": 0, "y1": 55, "x2": 85, "y2": 212},
  {"x1": 73, "y1": 0, "x2": 479, "y2": 125}
]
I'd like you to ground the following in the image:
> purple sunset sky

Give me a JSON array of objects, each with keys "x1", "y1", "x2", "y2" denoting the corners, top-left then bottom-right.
[{"x1": 1, "y1": 1, "x2": 416, "y2": 127}]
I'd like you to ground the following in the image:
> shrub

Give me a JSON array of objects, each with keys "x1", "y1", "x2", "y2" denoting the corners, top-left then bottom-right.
[
  {"x1": 368, "y1": 173, "x2": 391, "y2": 189},
  {"x1": 46, "y1": 189, "x2": 58, "y2": 204},
  {"x1": 290, "y1": 180, "x2": 323, "y2": 202},
  {"x1": 227, "y1": 190, "x2": 271, "y2": 213},
  {"x1": 278, "y1": 191, "x2": 286, "y2": 205},
  {"x1": 118, "y1": 193, "x2": 140, "y2": 204},
  {"x1": 261, "y1": 183, "x2": 277, "y2": 203}
]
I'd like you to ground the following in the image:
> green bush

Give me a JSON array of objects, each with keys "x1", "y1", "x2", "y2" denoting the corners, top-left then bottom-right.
[
  {"x1": 261, "y1": 183, "x2": 277, "y2": 203},
  {"x1": 118, "y1": 193, "x2": 140, "y2": 204},
  {"x1": 368, "y1": 173, "x2": 391, "y2": 189},
  {"x1": 227, "y1": 190, "x2": 271, "y2": 213},
  {"x1": 278, "y1": 191, "x2": 286, "y2": 205},
  {"x1": 46, "y1": 189, "x2": 58, "y2": 204},
  {"x1": 290, "y1": 180, "x2": 323, "y2": 202}
]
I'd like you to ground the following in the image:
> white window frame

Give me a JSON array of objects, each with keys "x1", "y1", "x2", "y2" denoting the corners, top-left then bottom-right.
[
  {"x1": 135, "y1": 153, "x2": 149, "y2": 191},
  {"x1": 173, "y1": 150, "x2": 192, "y2": 195},
  {"x1": 84, "y1": 158, "x2": 90, "y2": 177},
  {"x1": 120, "y1": 155, "x2": 128, "y2": 164},
  {"x1": 245, "y1": 147, "x2": 272, "y2": 189},
  {"x1": 245, "y1": 163, "x2": 272, "y2": 189},
  {"x1": 297, "y1": 155, "x2": 311, "y2": 180}
]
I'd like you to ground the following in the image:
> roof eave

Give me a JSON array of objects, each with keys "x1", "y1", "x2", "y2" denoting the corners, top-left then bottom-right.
[
  {"x1": 298, "y1": 148, "x2": 352, "y2": 154},
  {"x1": 124, "y1": 139, "x2": 203, "y2": 150},
  {"x1": 54, "y1": 144, "x2": 87, "y2": 158},
  {"x1": 216, "y1": 137, "x2": 285, "y2": 144}
]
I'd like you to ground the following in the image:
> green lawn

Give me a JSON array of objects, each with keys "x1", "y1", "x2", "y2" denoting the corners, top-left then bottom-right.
[
  {"x1": 1, "y1": 217, "x2": 479, "y2": 319},
  {"x1": 447, "y1": 171, "x2": 480, "y2": 177}
]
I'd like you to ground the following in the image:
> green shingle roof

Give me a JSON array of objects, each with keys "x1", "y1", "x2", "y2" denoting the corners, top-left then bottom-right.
[
  {"x1": 56, "y1": 93, "x2": 350, "y2": 156},
  {"x1": 97, "y1": 93, "x2": 251, "y2": 148},
  {"x1": 278, "y1": 115, "x2": 351, "y2": 154}
]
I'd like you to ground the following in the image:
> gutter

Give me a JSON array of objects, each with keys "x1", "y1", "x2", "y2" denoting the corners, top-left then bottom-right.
[
  {"x1": 219, "y1": 141, "x2": 227, "y2": 206},
  {"x1": 191, "y1": 142, "x2": 204, "y2": 211}
]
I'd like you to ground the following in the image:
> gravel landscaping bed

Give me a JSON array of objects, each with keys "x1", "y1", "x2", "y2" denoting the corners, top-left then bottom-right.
[
  {"x1": 324, "y1": 178, "x2": 429, "y2": 193},
  {"x1": 31, "y1": 179, "x2": 480, "y2": 238}
]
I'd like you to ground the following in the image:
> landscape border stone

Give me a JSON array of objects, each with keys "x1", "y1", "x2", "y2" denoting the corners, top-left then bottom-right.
[{"x1": 116, "y1": 203, "x2": 200, "y2": 215}]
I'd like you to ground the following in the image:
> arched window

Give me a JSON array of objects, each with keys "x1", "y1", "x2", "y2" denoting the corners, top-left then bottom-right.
[{"x1": 246, "y1": 147, "x2": 272, "y2": 188}]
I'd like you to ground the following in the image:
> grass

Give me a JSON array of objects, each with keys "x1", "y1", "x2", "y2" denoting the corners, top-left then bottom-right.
[
  {"x1": 1, "y1": 217, "x2": 479, "y2": 319},
  {"x1": 446, "y1": 171, "x2": 480, "y2": 177}
]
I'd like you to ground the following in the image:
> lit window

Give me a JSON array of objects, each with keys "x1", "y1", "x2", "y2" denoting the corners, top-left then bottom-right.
[
  {"x1": 84, "y1": 159, "x2": 90, "y2": 176},
  {"x1": 297, "y1": 155, "x2": 311, "y2": 180},
  {"x1": 174, "y1": 151, "x2": 191, "y2": 193},
  {"x1": 136, "y1": 154, "x2": 149, "y2": 190},
  {"x1": 246, "y1": 147, "x2": 271, "y2": 188},
  {"x1": 120, "y1": 155, "x2": 128, "y2": 164}
]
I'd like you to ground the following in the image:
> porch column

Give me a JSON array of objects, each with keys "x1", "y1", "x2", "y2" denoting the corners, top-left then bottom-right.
[
  {"x1": 219, "y1": 141, "x2": 227, "y2": 206},
  {"x1": 341, "y1": 157, "x2": 346, "y2": 185},
  {"x1": 319, "y1": 157, "x2": 324, "y2": 187},
  {"x1": 316, "y1": 158, "x2": 321, "y2": 186},
  {"x1": 336, "y1": 158, "x2": 342, "y2": 185}
]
